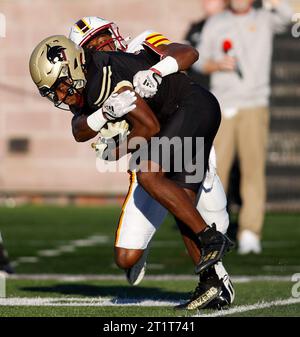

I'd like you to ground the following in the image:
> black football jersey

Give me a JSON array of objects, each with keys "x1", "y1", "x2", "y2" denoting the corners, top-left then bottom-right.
[
  {"x1": 72, "y1": 49, "x2": 195, "y2": 126},
  {"x1": 70, "y1": 49, "x2": 222, "y2": 191}
]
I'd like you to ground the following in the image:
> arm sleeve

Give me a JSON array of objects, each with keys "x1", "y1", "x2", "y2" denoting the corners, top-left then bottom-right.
[
  {"x1": 143, "y1": 31, "x2": 171, "y2": 48},
  {"x1": 270, "y1": 0, "x2": 294, "y2": 34}
]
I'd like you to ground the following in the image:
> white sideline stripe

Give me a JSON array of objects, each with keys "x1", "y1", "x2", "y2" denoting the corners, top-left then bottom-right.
[
  {"x1": 1, "y1": 297, "x2": 300, "y2": 311},
  {"x1": 5, "y1": 274, "x2": 291, "y2": 282},
  {"x1": 0, "y1": 297, "x2": 180, "y2": 307},
  {"x1": 196, "y1": 297, "x2": 300, "y2": 317}
]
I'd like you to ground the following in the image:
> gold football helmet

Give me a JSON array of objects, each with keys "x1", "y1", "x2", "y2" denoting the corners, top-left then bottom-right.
[{"x1": 29, "y1": 35, "x2": 86, "y2": 109}]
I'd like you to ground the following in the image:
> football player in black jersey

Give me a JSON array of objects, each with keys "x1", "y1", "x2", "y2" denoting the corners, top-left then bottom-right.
[
  {"x1": 29, "y1": 35, "x2": 234, "y2": 310},
  {"x1": 68, "y1": 17, "x2": 235, "y2": 310}
]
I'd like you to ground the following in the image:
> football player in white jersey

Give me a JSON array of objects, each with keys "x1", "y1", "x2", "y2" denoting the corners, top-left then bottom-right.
[{"x1": 68, "y1": 17, "x2": 234, "y2": 310}]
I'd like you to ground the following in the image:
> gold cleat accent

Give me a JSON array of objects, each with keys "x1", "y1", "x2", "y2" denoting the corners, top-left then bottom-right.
[{"x1": 186, "y1": 286, "x2": 219, "y2": 310}]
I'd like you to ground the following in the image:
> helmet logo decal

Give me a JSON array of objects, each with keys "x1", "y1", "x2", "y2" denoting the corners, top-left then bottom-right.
[
  {"x1": 75, "y1": 19, "x2": 91, "y2": 34},
  {"x1": 46, "y1": 45, "x2": 66, "y2": 64}
]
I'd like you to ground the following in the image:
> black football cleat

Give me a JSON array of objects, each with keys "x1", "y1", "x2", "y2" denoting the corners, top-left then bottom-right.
[
  {"x1": 0, "y1": 239, "x2": 14, "y2": 274},
  {"x1": 205, "y1": 277, "x2": 235, "y2": 310},
  {"x1": 195, "y1": 224, "x2": 234, "y2": 274},
  {"x1": 0, "y1": 262, "x2": 14, "y2": 274},
  {"x1": 175, "y1": 265, "x2": 235, "y2": 311},
  {"x1": 175, "y1": 266, "x2": 222, "y2": 311},
  {"x1": 203, "y1": 266, "x2": 235, "y2": 310}
]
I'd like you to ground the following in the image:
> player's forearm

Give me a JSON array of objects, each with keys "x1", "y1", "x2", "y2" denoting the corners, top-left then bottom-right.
[
  {"x1": 157, "y1": 43, "x2": 199, "y2": 71},
  {"x1": 72, "y1": 115, "x2": 98, "y2": 142},
  {"x1": 110, "y1": 96, "x2": 160, "y2": 160},
  {"x1": 108, "y1": 124, "x2": 158, "y2": 161}
]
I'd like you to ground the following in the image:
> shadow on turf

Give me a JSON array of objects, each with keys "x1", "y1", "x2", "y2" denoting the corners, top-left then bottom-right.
[{"x1": 20, "y1": 284, "x2": 188, "y2": 301}]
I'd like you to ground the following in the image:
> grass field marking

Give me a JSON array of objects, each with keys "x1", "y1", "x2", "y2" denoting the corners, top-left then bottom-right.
[
  {"x1": 11, "y1": 234, "x2": 110, "y2": 267},
  {"x1": 196, "y1": 297, "x2": 300, "y2": 317},
  {"x1": 0, "y1": 297, "x2": 181, "y2": 307},
  {"x1": 5, "y1": 274, "x2": 291, "y2": 282},
  {"x1": 1, "y1": 296, "x2": 300, "y2": 312},
  {"x1": 262, "y1": 265, "x2": 300, "y2": 272}
]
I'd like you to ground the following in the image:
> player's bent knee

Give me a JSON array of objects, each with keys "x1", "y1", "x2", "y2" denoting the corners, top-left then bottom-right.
[{"x1": 114, "y1": 247, "x2": 144, "y2": 270}]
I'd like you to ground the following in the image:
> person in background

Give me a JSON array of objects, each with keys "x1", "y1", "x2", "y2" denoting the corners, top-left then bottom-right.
[
  {"x1": 193, "y1": 0, "x2": 293, "y2": 254},
  {"x1": 184, "y1": 0, "x2": 228, "y2": 89},
  {"x1": 185, "y1": 0, "x2": 240, "y2": 242}
]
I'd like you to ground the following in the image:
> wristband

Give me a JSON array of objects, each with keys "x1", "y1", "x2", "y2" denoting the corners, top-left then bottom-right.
[
  {"x1": 86, "y1": 108, "x2": 107, "y2": 132},
  {"x1": 151, "y1": 56, "x2": 179, "y2": 77}
]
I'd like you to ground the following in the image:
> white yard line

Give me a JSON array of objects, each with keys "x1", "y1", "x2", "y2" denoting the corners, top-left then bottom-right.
[
  {"x1": 0, "y1": 297, "x2": 180, "y2": 307},
  {"x1": 196, "y1": 297, "x2": 300, "y2": 317},
  {"x1": 5, "y1": 274, "x2": 292, "y2": 282},
  {"x1": 11, "y1": 234, "x2": 110, "y2": 267},
  {"x1": 1, "y1": 296, "x2": 300, "y2": 313},
  {"x1": 262, "y1": 265, "x2": 300, "y2": 272}
]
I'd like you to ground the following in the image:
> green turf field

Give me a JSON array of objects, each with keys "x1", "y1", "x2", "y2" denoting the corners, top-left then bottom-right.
[{"x1": 0, "y1": 205, "x2": 300, "y2": 317}]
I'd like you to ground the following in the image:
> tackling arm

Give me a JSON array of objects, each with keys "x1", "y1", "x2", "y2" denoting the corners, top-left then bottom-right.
[
  {"x1": 72, "y1": 90, "x2": 137, "y2": 142},
  {"x1": 155, "y1": 42, "x2": 199, "y2": 72},
  {"x1": 134, "y1": 39, "x2": 199, "y2": 98}
]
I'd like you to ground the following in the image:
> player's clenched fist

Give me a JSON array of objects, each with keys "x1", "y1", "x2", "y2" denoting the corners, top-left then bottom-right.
[{"x1": 133, "y1": 69, "x2": 162, "y2": 98}]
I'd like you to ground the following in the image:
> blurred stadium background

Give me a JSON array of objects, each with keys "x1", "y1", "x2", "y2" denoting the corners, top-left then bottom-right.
[
  {"x1": 0, "y1": 0, "x2": 300, "y2": 317},
  {"x1": 0, "y1": 0, "x2": 299, "y2": 210}
]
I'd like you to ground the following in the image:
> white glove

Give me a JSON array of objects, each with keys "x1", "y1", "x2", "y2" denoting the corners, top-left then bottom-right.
[
  {"x1": 133, "y1": 69, "x2": 162, "y2": 98},
  {"x1": 102, "y1": 90, "x2": 137, "y2": 120}
]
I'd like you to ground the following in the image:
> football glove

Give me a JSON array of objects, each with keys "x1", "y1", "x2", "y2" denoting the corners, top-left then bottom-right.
[
  {"x1": 99, "y1": 120, "x2": 130, "y2": 140},
  {"x1": 91, "y1": 120, "x2": 130, "y2": 160},
  {"x1": 92, "y1": 139, "x2": 108, "y2": 160},
  {"x1": 133, "y1": 69, "x2": 162, "y2": 98},
  {"x1": 102, "y1": 90, "x2": 137, "y2": 120}
]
